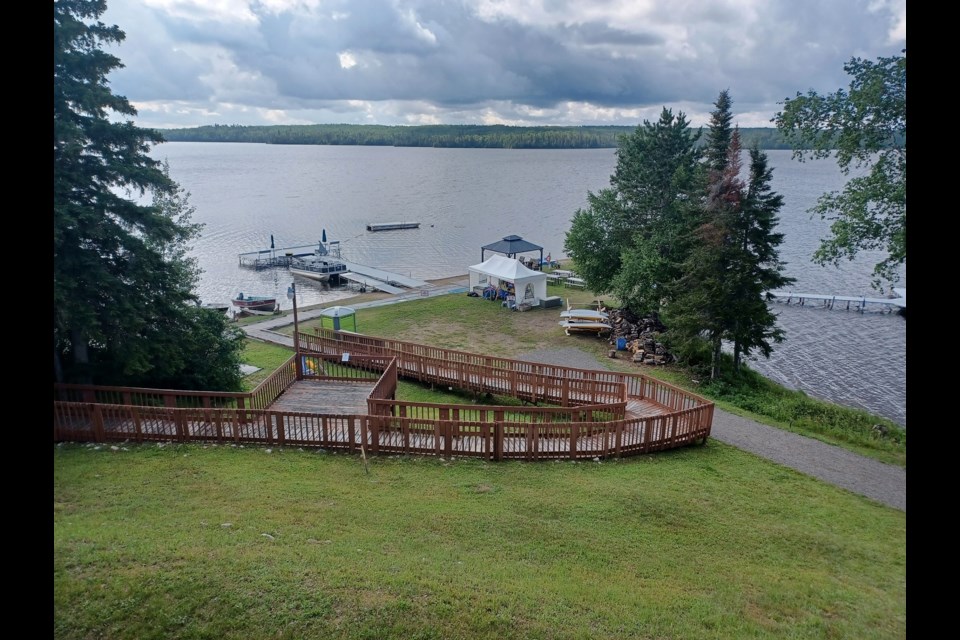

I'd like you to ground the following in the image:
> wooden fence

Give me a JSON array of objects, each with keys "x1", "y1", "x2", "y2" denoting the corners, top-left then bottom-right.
[
  {"x1": 53, "y1": 331, "x2": 714, "y2": 460},
  {"x1": 52, "y1": 402, "x2": 710, "y2": 461}
]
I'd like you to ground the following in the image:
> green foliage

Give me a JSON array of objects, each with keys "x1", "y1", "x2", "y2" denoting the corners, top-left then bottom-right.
[
  {"x1": 53, "y1": 0, "x2": 244, "y2": 390},
  {"x1": 568, "y1": 90, "x2": 796, "y2": 377},
  {"x1": 564, "y1": 108, "x2": 703, "y2": 314},
  {"x1": 159, "y1": 122, "x2": 795, "y2": 150},
  {"x1": 774, "y1": 52, "x2": 906, "y2": 291}
]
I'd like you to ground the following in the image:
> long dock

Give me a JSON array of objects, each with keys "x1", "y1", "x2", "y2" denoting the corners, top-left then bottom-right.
[
  {"x1": 767, "y1": 287, "x2": 906, "y2": 312},
  {"x1": 339, "y1": 261, "x2": 428, "y2": 290}
]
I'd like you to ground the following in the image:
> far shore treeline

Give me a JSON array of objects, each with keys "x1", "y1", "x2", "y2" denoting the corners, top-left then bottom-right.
[{"x1": 158, "y1": 123, "x2": 799, "y2": 149}]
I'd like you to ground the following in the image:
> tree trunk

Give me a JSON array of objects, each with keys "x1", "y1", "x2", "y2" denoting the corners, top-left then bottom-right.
[
  {"x1": 70, "y1": 328, "x2": 92, "y2": 385},
  {"x1": 710, "y1": 334, "x2": 722, "y2": 380}
]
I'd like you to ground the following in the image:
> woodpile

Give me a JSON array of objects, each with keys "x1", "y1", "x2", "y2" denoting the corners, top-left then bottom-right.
[{"x1": 604, "y1": 306, "x2": 674, "y2": 366}]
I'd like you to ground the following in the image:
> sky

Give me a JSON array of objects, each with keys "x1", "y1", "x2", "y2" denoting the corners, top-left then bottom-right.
[{"x1": 100, "y1": 0, "x2": 906, "y2": 130}]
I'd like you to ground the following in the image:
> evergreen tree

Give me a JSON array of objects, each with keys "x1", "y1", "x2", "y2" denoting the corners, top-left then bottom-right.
[
  {"x1": 666, "y1": 129, "x2": 745, "y2": 379},
  {"x1": 726, "y1": 145, "x2": 796, "y2": 371},
  {"x1": 564, "y1": 108, "x2": 701, "y2": 313},
  {"x1": 54, "y1": 0, "x2": 244, "y2": 389},
  {"x1": 667, "y1": 124, "x2": 794, "y2": 379},
  {"x1": 703, "y1": 89, "x2": 734, "y2": 172}
]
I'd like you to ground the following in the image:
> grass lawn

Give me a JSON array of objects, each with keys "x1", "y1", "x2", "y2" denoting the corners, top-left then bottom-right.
[
  {"x1": 258, "y1": 281, "x2": 905, "y2": 467},
  {"x1": 56, "y1": 278, "x2": 906, "y2": 638},
  {"x1": 54, "y1": 442, "x2": 906, "y2": 640}
]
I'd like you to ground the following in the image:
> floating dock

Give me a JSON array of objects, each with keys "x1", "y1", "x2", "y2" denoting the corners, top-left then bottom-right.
[
  {"x1": 767, "y1": 287, "x2": 906, "y2": 312},
  {"x1": 238, "y1": 242, "x2": 340, "y2": 269},
  {"x1": 239, "y1": 239, "x2": 430, "y2": 294},
  {"x1": 366, "y1": 221, "x2": 420, "y2": 231},
  {"x1": 339, "y1": 260, "x2": 428, "y2": 291}
]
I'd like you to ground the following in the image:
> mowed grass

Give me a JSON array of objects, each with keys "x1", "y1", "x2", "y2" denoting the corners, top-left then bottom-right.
[
  {"x1": 268, "y1": 286, "x2": 905, "y2": 467},
  {"x1": 54, "y1": 442, "x2": 905, "y2": 640}
]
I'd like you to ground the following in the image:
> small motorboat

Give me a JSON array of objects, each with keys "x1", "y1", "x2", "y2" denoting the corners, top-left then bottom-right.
[{"x1": 232, "y1": 293, "x2": 277, "y2": 312}]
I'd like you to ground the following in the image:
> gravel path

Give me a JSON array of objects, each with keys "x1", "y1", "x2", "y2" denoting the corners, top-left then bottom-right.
[{"x1": 517, "y1": 347, "x2": 906, "y2": 512}]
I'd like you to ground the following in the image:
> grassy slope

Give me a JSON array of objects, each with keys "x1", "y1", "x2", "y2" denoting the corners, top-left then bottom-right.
[
  {"x1": 54, "y1": 443, "x2": 906, "y2": 640},
  {"x1": 55, "y1": 283, "x2": 906, "y2": 638}
]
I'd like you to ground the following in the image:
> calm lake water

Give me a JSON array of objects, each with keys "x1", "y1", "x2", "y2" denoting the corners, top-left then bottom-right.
[{"x1": 149, "y1": 142, "x2": 907, "y2": 427}]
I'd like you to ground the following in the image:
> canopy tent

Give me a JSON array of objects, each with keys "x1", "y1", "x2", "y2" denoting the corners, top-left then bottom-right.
[
  {"x1": 468, "y1": 254, "x2": 547, "y2": 305},
  {"x1": 480, "y1": 235, "x2": 543, "y2": 267}
]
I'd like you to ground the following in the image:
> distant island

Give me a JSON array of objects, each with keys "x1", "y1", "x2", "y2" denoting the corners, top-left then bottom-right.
[{"x1": 157, "y1": 123, "x2": 796, "y2": 150}]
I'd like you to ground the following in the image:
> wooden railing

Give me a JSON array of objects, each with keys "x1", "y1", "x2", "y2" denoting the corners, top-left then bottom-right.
[
  {"x1": 52, "y1": 403, "x2": 711, "y2": 461},
  {"x1": 302, "y1": 328, "x2": 711, "y2": 411},
  {"x1": 249, "y1": 355, "x2": 298, "y2": 410},
  {"x1": 301, "y1": 330, "x2": 628, "y2": 407},
  {"x1": 53, "y1": 330, "x2": 714, "y2": 461}
]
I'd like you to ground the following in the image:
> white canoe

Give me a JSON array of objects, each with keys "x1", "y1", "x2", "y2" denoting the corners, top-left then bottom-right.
[{"x1": 560, "y1": 309, "x2": 610, "y2": 321}]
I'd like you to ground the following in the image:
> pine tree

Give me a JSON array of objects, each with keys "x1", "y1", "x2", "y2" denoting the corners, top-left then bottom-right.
[
  {"x1": 703, "y1": 89, "x2": 734, "y2": 172},
  {"x1": 667, "y1": 129, "x2": 745, "y2": 379},
  {"x1": 725, "y1": 145, "x2": 795, "y2": 371},
  {"x1": 54, "y1": 0, "x2": 244, "y2": 389},
  {"x1": 564, "y1": 108, "x2": 701, "y2": 313}
]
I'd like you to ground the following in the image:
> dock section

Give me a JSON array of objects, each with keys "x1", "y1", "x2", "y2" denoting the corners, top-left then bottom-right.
[
  {"x1": 366, "y1": 222, "x2": 420, "y2": 231},
  {"x1": 339, "y1": 273, "x2": 404, "y2": 295},
  {"x1": 238, "y1": 243, "x2": 323, "y2": 269},
  {"x1": 767, "y1": 287, "x2": 906, "y2": 312},
  {"x1": 339, "y1": 261, "x2": 428, "y2": 290},
  {"x1": 238, "y1": 240, "x2": 430, "y2": 294}
]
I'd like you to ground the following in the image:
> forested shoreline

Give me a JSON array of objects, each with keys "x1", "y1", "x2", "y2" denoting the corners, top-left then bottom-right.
[{"x1": 158, "y1": 123, "x2": 796, "y2": 149}]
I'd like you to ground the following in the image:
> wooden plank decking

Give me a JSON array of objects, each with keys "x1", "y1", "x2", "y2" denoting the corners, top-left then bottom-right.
[{"x1": 268, "y1": 380, "x2": 374, "y2": 414}]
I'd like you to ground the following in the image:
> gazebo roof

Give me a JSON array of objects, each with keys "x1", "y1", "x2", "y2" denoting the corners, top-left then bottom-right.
[
  {"x1": 481, "y1": 235, "x2": 543, "y2": 258},
  {"x1": 319, "y1": 306, "x2": 356, "y2": 318}
]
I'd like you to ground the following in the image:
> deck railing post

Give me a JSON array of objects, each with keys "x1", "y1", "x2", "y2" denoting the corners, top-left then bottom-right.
[{"x1": 92, "y1": 404, "x2": 105, "y2": 443}]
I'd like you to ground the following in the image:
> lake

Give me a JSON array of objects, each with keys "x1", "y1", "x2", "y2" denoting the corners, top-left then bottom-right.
[{"x1": 149, "y1": 142, "x2": 907, "y2": 427}]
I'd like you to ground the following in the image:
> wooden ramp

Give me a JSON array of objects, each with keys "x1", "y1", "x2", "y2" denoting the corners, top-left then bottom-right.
[
  {"x1": 268, "y1": 380, "x2": 374, "y2": 414},
  {"x1": 340, "y1": 273, "x2": 405, "y2": 294},
  {"x1": 339, "y1": 261, "x2": 428, "y2": 289}
]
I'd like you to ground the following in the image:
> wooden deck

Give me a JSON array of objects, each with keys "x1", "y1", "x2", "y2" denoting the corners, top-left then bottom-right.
[
  {"x1": 268, "y1": 380, "x2": 374, "y2": 414},
  {"x1": 55, "y1": 332, "x2": 714, "y2": 460}
]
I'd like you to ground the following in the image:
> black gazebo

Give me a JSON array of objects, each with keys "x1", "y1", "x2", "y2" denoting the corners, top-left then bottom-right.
[{"x1": 480, "y1": 235, "x2": 543, "y2": 268}]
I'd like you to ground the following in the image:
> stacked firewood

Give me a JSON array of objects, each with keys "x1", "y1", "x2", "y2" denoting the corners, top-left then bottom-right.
[{"x1": 605, "y1": 307, "x2": 674, "y2": 365}]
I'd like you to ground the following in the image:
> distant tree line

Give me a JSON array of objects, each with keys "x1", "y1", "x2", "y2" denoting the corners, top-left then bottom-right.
[{"x1": 159, "y1": 123, "x2": 799, "y2": 150}]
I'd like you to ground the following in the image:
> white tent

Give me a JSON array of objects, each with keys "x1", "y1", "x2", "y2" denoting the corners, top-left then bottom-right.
[{"x1": 468, "y1": 254, "x2": 547, "y2": 305}]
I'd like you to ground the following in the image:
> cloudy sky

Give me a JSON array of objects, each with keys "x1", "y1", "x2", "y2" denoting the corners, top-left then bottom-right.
[{"x1": 100, "y1": 0, "x2": 906, "y2": 130}]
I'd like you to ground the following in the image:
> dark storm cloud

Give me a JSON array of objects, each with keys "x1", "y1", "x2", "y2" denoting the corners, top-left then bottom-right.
[{"x1": 100, "y1": 0, "x2": 905, "y2": 128}]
